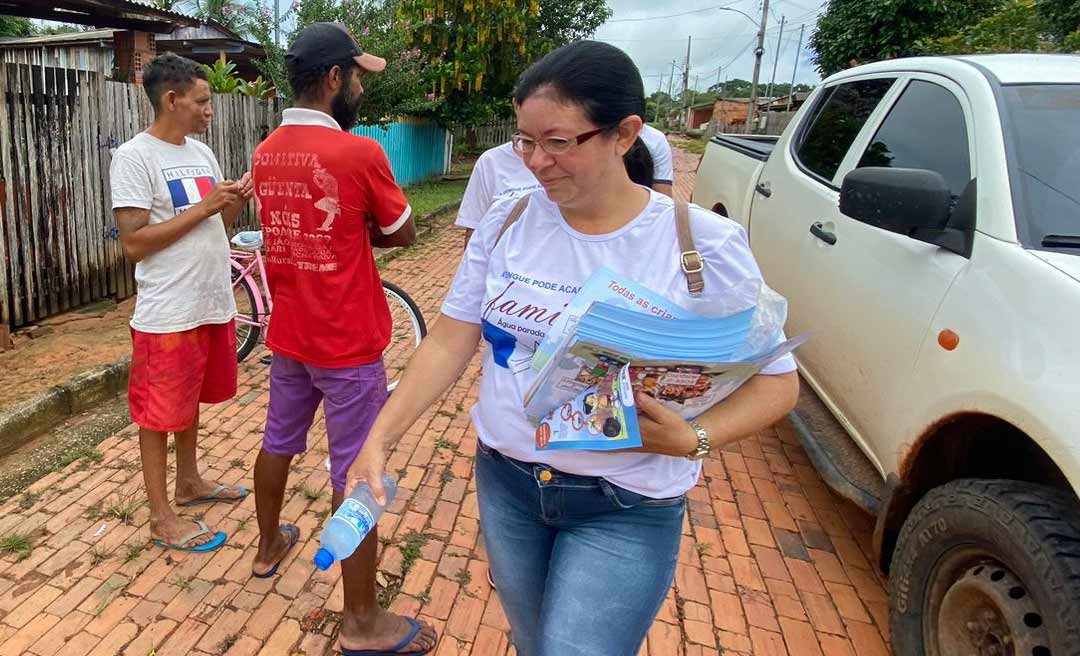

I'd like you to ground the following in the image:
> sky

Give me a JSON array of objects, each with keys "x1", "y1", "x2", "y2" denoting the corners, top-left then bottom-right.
[{"x1": 591, "y1": 0, "x2": 828, "y2": 93}]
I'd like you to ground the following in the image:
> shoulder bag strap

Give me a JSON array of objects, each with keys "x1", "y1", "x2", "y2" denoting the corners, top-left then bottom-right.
[
  {"x1": 675, "y1": 200, "x2": 705, "y2": 294},
  {"x1": 495, "y1": 194, "x2": 532, "y2": 245}
]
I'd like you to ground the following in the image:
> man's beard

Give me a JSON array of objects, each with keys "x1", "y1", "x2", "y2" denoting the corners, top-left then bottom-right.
[{"x1": 331, "y1": 85, "x2": 363, "y2": 130}]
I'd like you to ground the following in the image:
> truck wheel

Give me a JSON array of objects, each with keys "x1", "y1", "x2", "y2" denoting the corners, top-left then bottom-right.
[{"x1": 889, "y1": 479, "x2": 1080, "y2": 656}]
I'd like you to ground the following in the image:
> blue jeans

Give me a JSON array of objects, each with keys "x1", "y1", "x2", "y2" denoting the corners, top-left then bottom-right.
[{"x1": 475, "y1": 440, "x2": 686, "y2": 656}]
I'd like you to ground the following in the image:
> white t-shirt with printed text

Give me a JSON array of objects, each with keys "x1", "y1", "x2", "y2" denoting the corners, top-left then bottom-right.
[
  {"x1": 455, "y1": 129, "x2": 678, "y2": 230},
  {"x1": 442, "y1": 188, "x2": 796, "y2": 498},
  {"x1": 110, "y1": 132, "x2": 236, "y2": 333}
]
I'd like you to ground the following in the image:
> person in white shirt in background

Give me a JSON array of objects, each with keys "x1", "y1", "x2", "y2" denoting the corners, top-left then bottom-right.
[{"x1": 456, "y1": 123, "x2": 675, "y2": 246}]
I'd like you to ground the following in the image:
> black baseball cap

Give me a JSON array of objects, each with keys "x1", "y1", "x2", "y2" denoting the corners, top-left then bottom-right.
[{"x1": 286, "y1": 22, "x2": 386, "y2": 75}]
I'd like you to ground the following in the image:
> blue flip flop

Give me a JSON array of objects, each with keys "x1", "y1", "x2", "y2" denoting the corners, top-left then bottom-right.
[
  {"x1": 152, "y1": 520, "x2": 228, "y2": 553},
  {"x1": 179, "y1": 484, "x2": 249, "y2": 507},
  {"x1": 252, "y1": 524, "x2": 300, "y2": 579},
  {"x1": 340, "y1": 617, "x2": 435, "y2": 656}
]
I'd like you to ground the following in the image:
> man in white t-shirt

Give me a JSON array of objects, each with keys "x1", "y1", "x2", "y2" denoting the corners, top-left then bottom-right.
[
  {"x1": 456, "y1": 124, "x2": 675, "y2": 244},
  {"x1": 110, "y1": 53, "x2": 253, "y2": 553}
]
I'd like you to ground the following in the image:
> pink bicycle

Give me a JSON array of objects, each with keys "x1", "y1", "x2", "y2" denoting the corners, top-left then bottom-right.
[{"x1": 229, "y1": 231, "x2": 427, "y2": 391}]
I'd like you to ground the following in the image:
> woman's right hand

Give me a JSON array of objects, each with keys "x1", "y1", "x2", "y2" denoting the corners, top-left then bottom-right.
[{"x1": 347, "y1": 437, "x2": 390, "y2": 505}]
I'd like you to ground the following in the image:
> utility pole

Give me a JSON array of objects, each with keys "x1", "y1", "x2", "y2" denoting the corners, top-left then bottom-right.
[
  {"x1": 681, "y1": 36, "x2": 692, "y2": 132},
  {"x1": 747, "y1": 0, "x2": 770, "y2": 134},
  {"x1": 665, "y1": 59, "x2": 677, "y2": 128},
  {"x1": 765, "y1": 15, "x2": 785, "y2": 107},
  {"x1": 786, "y1": 24, "x2": 806, "y2": 113},
  {"x1": 274, "y1": 0, "x2": 280, "y2": 48},
  {"x1": 654, "y1": 72, "x2": 665, "y2": 123},
  {"x1": 687, "y1": 73, "x2": 700, "y2": 129}
]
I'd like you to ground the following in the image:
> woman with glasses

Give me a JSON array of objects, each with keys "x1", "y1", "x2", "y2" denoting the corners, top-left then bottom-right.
[{"x1": 348, "y1": 40, "x2": 799, "y2": 656}]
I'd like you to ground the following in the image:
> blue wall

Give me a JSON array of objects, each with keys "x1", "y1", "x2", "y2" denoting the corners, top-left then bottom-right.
[{"x1": 350, "y1": 121, "x2": 447, "y2": 187}]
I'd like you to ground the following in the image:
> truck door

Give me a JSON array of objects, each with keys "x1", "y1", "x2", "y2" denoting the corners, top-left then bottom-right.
[{"x1": 793, "y1": 75, "x2": 975, "y2": 464}]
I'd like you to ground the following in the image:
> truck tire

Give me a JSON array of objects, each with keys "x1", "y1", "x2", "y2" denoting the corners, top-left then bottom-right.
[{"x1": 889, "y1": 479, "x2": 1080, "y2": 656}]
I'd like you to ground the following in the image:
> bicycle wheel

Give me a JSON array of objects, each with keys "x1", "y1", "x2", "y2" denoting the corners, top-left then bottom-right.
[
  {"x1": 232, "y1": 273, "x2": 262, "y2": 362},
  {"x1": 382, "y1": 280, "x2": 426, "y2": 392}
]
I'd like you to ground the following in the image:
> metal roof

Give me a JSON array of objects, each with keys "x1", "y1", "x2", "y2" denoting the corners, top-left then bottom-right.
[{"x1": 0, "y1": 0, "x2": 201, "y2": 33}]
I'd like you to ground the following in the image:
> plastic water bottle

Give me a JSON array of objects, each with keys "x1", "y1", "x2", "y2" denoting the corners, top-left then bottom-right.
[{"x1": 313, "y1": 475, "x2": 397, "y2": 571}]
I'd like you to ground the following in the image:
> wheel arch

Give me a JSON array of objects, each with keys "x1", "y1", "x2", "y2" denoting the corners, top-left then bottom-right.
[{"x1": 874, "y1": 412, "x2": 1074, "y2": 574}]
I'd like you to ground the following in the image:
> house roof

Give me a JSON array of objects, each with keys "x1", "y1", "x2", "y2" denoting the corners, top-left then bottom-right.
[{"x1": 0, "y1": 0, "x2": 201, "y2": 33}]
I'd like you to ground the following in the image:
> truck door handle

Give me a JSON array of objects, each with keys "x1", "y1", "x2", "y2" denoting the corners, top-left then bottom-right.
[
  {"x1": 755, "y1": 181, "x2": 772, "y2": 197},
  {"x1": 810, "y1": 222, "x2": 837, "y2": 245}
]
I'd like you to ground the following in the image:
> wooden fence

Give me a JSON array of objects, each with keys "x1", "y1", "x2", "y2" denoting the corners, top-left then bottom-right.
[
  {"x1": 0, "y1": 63, "x2": 280, "y2": 330},
  {"x1": 452, "y1": 119, "x2": 515, "y2": 150}
]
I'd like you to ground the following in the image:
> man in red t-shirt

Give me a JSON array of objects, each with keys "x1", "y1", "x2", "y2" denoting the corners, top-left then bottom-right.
[{"x1": 250, "y1": 22, "x2": 436, "y2": 655}]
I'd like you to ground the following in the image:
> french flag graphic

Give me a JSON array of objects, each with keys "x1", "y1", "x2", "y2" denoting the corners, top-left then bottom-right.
[{"x1": 167, "y1": 175, "x2": 216, "y2": 208}]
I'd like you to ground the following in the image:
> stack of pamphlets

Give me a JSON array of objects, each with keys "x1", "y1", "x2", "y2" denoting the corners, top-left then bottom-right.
[{"x1": 525, "y1": 270, "x2": 805, "y2": 452}]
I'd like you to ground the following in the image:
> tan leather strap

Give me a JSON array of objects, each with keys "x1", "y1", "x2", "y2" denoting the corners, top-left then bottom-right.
[
  {"x1": 675, "y1": 200, "x2": 705, "y2": 294},
  {"x1": 495, "y1": 195, "x2": 532, "y2": 244}
]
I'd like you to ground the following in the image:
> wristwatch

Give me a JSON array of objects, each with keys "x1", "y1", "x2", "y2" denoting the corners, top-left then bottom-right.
[{"x1": 686, "y1": 420, "x2": 711, "y2": 461}]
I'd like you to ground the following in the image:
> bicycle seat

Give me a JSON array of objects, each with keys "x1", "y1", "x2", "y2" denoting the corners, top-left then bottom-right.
[{"x1": 231, "y1": 230, "x2": 263, "y2": 251}]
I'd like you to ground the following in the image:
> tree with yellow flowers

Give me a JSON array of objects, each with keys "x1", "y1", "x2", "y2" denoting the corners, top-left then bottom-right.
[{"x1": 399, "y1": 0, "x2": 611, "y2": 128}]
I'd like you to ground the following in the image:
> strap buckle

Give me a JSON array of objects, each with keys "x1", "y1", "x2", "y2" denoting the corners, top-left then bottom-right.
[{"x1": 681, "y1": 250, "x2": 704, "y2": 274}]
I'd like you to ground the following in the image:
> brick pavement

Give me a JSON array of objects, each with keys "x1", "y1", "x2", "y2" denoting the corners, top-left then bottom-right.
[{"x1": 0, "y1": 143, "x2": 891, "y2": 655}]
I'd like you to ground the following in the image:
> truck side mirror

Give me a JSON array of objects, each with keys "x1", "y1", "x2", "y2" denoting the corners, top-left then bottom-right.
[{"x1": 839, "y1": 167, "x2": 952, "y2": 234}]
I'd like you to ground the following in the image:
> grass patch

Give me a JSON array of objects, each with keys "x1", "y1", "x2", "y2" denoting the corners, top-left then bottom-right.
[
  {"x1": 56, "y1": 445, "x2": 103, "y2": 472},
  {"x1": 454, "y1": 568, "x2": 472, "y2": 587},
  {"x1": 440, "y1": 465, "x2": 454, "y2": 485},
  {"x1": 432, "y1": 438, "x2": 453, "y2": 450},
  {"x1": 89, "y1": 545, "x2": 109, "y2": 566},
  {"x1": 104, "y1": 491, "x2": 142, "y2": 525},
  {"x1": 404, "y1": 178, "x2": 468, "y2": 220},
  {"x1": 291, "y1": 483, "x2": 325, "y2": 502},
  {"x1": 416, "y1": 591, "x2": 431, "y2": 604},
  {"x1": 123, "y1": 541, "x2": 146, "y2": 564},
  {"x1": 228, "y1": 458, "x2": 246, "y2": 469},
  {"x1": 681, "y1": 138, "x2": 709, "y2": 155},
  {"x1": 694, "y1": 543, "x2": 712, "y2": 558},
  {"x1": 399, "y1": 530, "x2": 430, "y2": 576},
  {"x1": 0, "y1": 532, "x2": 34, "y2": 561}
]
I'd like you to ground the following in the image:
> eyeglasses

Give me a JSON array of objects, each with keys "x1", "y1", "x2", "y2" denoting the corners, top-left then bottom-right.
[{"x1": 511, "y1": 127, "x2": 611, "y2": 156}]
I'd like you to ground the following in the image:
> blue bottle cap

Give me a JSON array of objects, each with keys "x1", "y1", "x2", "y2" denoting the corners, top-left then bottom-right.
[{"x1": 314, "y1": 547, "x2": 335, "y2": 571}]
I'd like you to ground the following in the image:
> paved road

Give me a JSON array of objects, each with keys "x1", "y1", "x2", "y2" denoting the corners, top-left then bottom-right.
[{"x1": 0, "y1": 143, "x2": 891, "y2": 656}]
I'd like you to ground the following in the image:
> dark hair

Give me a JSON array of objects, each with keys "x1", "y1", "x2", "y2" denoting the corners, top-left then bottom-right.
[
  {"x1": 142, "y1": 53, "x2": 207, "y2": 112},
  {"x1": 289, "y1": 59, "x2": 357, "y2": 101},
  {"x1": 624, "y1": 137, "x2": 655, "y2": 187},
  {"x1": 514, "y1": 41, "x2": 650, "y2": 181}
]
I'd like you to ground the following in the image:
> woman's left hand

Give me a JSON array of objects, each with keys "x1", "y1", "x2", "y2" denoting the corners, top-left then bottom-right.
[{"x1": 628, "y1": 391, "x2": 698, "y2": 457}]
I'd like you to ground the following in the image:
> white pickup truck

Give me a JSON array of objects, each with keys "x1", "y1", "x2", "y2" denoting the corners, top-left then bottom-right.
[{"x1": 693, "y1": 54, "x2": 1080, "y2": 655}]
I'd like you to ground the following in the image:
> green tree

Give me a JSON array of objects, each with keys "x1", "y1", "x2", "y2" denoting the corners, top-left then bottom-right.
[
  {"x1": 399, "y1": 0, "x2": 612, "y2": 127},
  {"x1": 914, "y1": 0, "x2": 1080, "y2": 54},
  {"x1": 190, "y1": 0, "x2": 257, "y2": 35},
  {"x1": 809, "y1": 0, "x2": 1005, "y2": 76},
  {"x1": 0, "y1": 16, "x2": 33, "y2": 37},
  {"x1": 250, "y1": 0, "x2": 436, "y2": 124}
]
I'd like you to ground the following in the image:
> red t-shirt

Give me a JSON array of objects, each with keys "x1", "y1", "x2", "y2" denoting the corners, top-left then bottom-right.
[{"x1": 252, "y1": 109, "x2": 411, "y2": 368}]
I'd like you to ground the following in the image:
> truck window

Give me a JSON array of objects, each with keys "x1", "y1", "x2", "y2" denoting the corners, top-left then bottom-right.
[
  {"x1": 795, "y1": 78, "x2": 894, "y2": 183},
  {"x1": 857, "y1": 80, "x2": 972, "y2": 201}
]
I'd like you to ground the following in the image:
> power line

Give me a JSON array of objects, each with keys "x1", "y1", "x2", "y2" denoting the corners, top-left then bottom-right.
[{"x1": 606, "y1": 1, "x2": 752, "y2": 24}]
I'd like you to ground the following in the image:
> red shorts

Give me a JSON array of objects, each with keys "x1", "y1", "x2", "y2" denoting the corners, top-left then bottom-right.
[{"x1": 128, "y1": 320, "x2": 238, "y2": 432}]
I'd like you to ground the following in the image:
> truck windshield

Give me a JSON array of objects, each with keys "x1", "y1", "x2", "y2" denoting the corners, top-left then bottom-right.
[{"x1": 1002, "y1": 84, "x2": 1080, "y2": 251}]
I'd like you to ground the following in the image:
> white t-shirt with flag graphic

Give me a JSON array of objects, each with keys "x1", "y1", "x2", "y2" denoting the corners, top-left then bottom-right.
[{"x1": 110, "y1": 132, "x2": 236, "y2": 333}]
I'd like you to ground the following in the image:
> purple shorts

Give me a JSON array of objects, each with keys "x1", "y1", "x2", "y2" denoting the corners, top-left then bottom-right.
[{"x1": 264, "y1": 355, "x2": 388, "y2": 493}]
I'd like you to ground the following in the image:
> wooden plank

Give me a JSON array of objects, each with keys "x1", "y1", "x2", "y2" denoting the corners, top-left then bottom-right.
[
  {"x1": 0, "y1": 64, "x2": 13, "y2": 328},
  {"x1": 6, "y1": 64, "x2": 26, "y2": 326},
  {"x1": 68, "y1": 68, "x2": 91, "y2": 305},
  {"x1": 22, "y1": 63, "x2": 45, "y2": 320},
  {"x1": 84, "y1": 70, "x2": 106, "y2": 300},
  {"x1": 12, "y1": 64, "x2": 34, "y2": 324},
  {"x1": 102, "y1": 81, "x2": 118, "y2": 298},
  {"x1": 39, "y1": 66, "x2": 63, "y2": 314}
]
